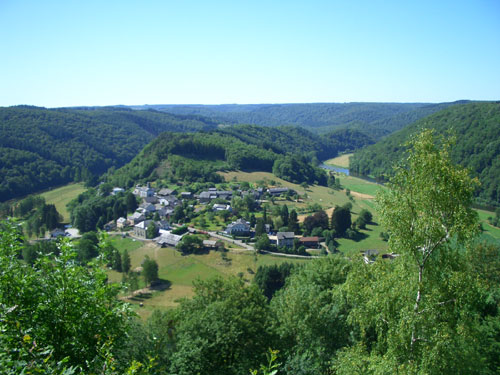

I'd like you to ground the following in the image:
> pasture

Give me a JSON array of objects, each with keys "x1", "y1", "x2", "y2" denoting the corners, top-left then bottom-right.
[
  {"x1": 41, "y1": 183, "x2": 86, "y2": 222},
  {"x1": 108, "y1": 236, "x2": 307, "y2": 318},
  {"x1": 324, "y1": 153, "x2": 352, "y2": 168}
]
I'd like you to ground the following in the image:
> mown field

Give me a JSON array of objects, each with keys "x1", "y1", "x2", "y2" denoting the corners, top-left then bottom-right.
[
  {"x1": 324, "y1": 153, "x2": 352, "y2": 168},
  {"x1": 107, "y1": 236, "x2": 308, "y2": 318},
  {"x1": 40, "y1": 183, "x2": 86, "y2": 222}
]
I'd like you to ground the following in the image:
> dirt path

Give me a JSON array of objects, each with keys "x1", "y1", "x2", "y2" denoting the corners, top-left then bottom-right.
[{"x1": 349, "y1": 190, "x2": 375, "y2": 199}]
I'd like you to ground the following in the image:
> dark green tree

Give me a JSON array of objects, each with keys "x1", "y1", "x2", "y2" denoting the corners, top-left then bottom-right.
[
  {"x1": 176, "y1": 235, "x2": 203, "y2": 254},
  {"x1": 255, "y1": 218, "x2": 266, "y2": 237},
  {"x1": 280, "y1": 205, "x2": 289, "y2": 227},
  {"x1": 168, "y1": 277, "x2": 273, "y2": 375},
  {"x1": 142, "y1": 256, "x2": 159, "y2": 285},
  {"x1": 112, "y1": 250, "x2": 122, "y2": 272},
  {"x1": 288, "y1": 209, "x2": 300, "y2": 233},
  {"x1": 331, "y1": 206, "x2": 351, "y2": 237},
  {"x1": 122, "y1": 250, "x2": 131, "y2": 274},
  {"x1": 146, "y1": 222, "x2": 159, "y2": 239},
  {"x1": 125, "y1": 192, "x2": 138, "y2": 213}
]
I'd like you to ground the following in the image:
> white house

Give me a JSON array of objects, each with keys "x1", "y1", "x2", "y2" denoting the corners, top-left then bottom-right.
[{"x1": 225, "y1": 218, "x2": 251, "y2": 235}]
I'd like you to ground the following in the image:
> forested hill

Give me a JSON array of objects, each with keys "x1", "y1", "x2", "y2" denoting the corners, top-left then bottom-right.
[
  {"x1": 0, "y1": 106, "x2": 217, "y2": 201},
  {"x1": 133, "y1": 102, "x2": 463, "y2": 139},
  {"x1": 217, "y1": 125, "x2": 374, "y2": 161},
  {"x1": 107, "y1": 125, "x2": 360, "y2": 188},
  {"x1": 350, "y1": 101, "x2": 500, "y2": 206}
]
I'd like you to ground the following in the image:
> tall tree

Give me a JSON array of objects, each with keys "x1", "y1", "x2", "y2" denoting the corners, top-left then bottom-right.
[
  {"x1": 377, "y1": 130, "x2": 479, "y2": 352},
  {"x1": 280, "y1": 205, "x2": 289, "y2": 227},
  {"x1": 122, "y1": 250, "x2": 131, "y2": 273},
  {"x1": 330, "y1": 206, "x2": 351, "y2": 236},
  {"x1": 142, "y1": 256, "x2": 159, "y2": 285},
  {"x1": 337, "y1": 130, "x2": 485, "y2": 374}
]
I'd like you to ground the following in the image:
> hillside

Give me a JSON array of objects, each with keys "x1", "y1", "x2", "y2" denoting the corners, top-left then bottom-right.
[
  {"x1": 107, "y1": 126, "x2": 338, "y2": 188},
  {"x1": 134, "y1": 102, "x2": 462, "y2": 139},
  {"x1": 350, "y1": 101, "x2": 500, "y2": 206},
  {"x1": 0, "y1": 106, "x2": 217, "y2": 201}
]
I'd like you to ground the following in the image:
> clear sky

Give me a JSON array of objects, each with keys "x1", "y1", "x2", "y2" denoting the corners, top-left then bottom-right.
[{"x1": 1, "y1": 0, "x2": 499, "y2": 107}]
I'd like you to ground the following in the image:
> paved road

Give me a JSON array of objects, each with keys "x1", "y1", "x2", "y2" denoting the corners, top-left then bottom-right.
[
  {"x1": 207, "y1": 231, "x2": 318, "y2": 259},
  {"x1": 207, "y1": 231, "x2": 255, "y2": 251}
]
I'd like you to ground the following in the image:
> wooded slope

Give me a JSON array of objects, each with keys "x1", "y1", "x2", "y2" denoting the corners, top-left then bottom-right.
[
  {"x1": 0, "y1": 106, "x2": 217, "y2": 201},
  {"x1": 350, "y1": 101, "x2": 500, "y2": 206},
  {"x1": 136, "y1": 101, "x2": 462, "y2": 138}
]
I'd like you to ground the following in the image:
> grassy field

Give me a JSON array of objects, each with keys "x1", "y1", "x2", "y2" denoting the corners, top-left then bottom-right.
[
  {"x1": 476, "y1": 209, "x2": 500, "y2": 245},
  {"x1": 104, "y1": 172, "x2": 499, "y2": 318},
  {"x1": 340, "y1": 175, "x2": 386, "y2": 197},
  {"x1": 40, "y1": 183, "x2": 86, "y2": 222},
  {"x1": 324, "y1": 153, "x2": 352, "y2": 168},
  {"x1": 108, "y1": 236, "x2": 308, "y2": 318}
]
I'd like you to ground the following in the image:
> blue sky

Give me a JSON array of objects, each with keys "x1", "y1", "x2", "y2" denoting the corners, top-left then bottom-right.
[{"x1": 0, "y1": 0, "x2": 499, "y2": 107}]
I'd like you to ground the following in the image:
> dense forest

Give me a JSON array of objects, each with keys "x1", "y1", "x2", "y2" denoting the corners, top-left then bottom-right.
[
  {"x1": 2, "y1": 131, "x2": 499, "y2": 374},
  {"x1": 135, "y1": 101, "x2": 462, "y2": 137},
  {"x1": 350, "y1": 101, "x2": 500, "y2": 207},
  {"x1": 105, "y1": 124, "x2": 363, "y2": 188},
  {"x1": 0, "y1": 106, "x2": 217, "y2": 201}
]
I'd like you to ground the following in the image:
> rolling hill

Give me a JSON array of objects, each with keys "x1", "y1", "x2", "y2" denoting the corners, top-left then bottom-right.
[
  {"x1": 0, "y1": 106, "x2": 218, "y2": 201},
  {"x1": 350, "y1": 101, "x2": 500, "y2": 206},
  {"x1": 133, "y1": 101, "x2": 463, "y2": 139}
]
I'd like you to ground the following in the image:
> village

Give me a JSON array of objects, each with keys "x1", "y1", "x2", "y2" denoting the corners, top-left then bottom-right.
[{"x1": 103, "y1": 183, "x2": 326, "y2": 256}]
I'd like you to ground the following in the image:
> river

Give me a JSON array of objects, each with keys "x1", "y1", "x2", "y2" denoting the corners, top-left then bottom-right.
[{"x1": 320, "y1": 164, "x2": 349, "y2": 175}]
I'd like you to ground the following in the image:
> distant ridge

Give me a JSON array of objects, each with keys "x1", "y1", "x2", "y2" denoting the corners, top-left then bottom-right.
[{"x1": 131, "y1": 101, "x2": 465, "y2": 139}]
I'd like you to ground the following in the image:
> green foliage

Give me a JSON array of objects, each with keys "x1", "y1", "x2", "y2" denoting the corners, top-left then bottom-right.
[
  {"x1": 153, "y1": 102, "x2": 456, "y2": 139},
  {"x1": 255, "y1": 234, "x2": 272, "y2": 253},
  {"x1": 176, "y1": 235, "x2": 203, "y2": 255},
  {"x1": 0, "y1": 220, "x2": 131, "y2": 371},
  {"x1": 351, "y1": 101, "x2": 500, "y2": 206},
  {"x1": 250, "y1": 349, "x2": 280, "y2": 375},
  {"x1": 142, "y1": 256, "x2": 159, "y2": 285},
  {"x1": 331, "y1": 205, "x2": 352, "y2": 237},
  {"x1": 358, "y1": 208, "x2": 373, "y2": 224},
  {"x1": 271, "y1": 256, "x2": 352, "y2": 374},
  {"x1": 146, "y1": 222, "x2": 158, "y2": 239},
  {"x1": 253, "y1": 262, "x2": 298, "y2": 300},
  {"x1": 0, "y1": 106, "x2": 217, "y2": 201},
  {"x1": 338, "y1": 129, "x2": 489, "y2": 373},
  {"x1": 168, "y1": 277, "x2": 273, "y2": 375},
  {"x1": 273, "y1": 154, "x2": 327, "y2": 186},
  {"x1": 68, "y1": 189, "x2": 129, "y2": 233},
  {"x1": 122, "y1": 249, "x2": 131, "y2": 273}
]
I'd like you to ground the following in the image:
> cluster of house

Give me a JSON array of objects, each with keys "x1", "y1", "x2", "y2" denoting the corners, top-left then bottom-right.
[
  {"x1": 112, "y1": 183, "x2": 295, "y2": 237},
  {"x1": 222, "y1": 218, "x2": 322, "y2": 249},
  {"x1": 108, "y1": 183, "x2": 310, "y2": 249}
]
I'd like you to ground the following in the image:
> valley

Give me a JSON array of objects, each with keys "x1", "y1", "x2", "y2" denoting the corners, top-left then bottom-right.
[{"x1": 1, "y1": 100, "x2": 499, "y2": 374}]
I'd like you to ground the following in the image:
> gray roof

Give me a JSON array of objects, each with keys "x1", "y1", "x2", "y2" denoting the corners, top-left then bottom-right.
[
  {"x1": 157, "y1": 233, "x2": 183, "y2": 246},
  {"x1": 277, "y1": 232, "x2": 295, "y2": 240},
  {"x1": 199, "y1": 191, "x2": 212, "y2": 199},
  {"x1": 158, "y1": 188, "x2": 176, "y2": 196},
  {"x1": 268, "y1": 187, "x2": 289, "y2": 194}
]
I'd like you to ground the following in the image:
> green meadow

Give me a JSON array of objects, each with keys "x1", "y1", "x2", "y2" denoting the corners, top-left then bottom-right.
[
  {"x1": 107, "y1": 236, "x2": 307, "y2": 318},
  {"x1": 40, "y1": 183, "x2": 86, "y2": 222}
]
